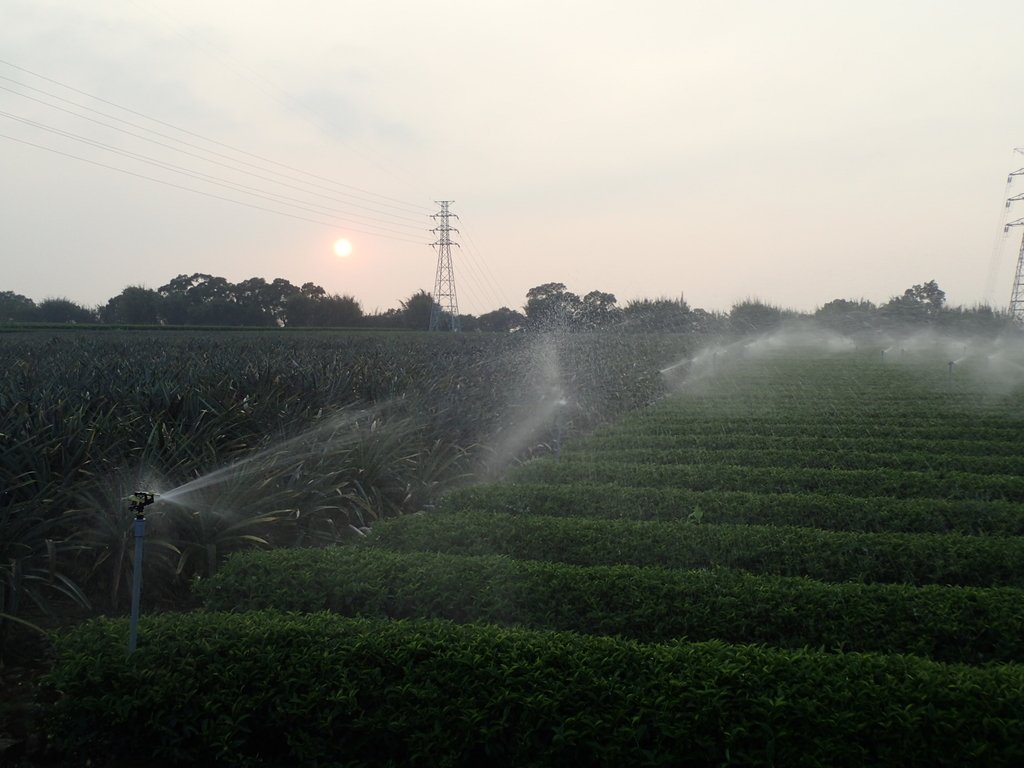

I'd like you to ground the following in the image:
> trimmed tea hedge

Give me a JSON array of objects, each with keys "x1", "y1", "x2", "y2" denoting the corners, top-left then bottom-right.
[
  {"x1": 198, "y1": 546, "x2": 1024, "y2": 663},
  {"x1": 509, "y1": 459, "x2": 1024, "y2": 501},
  {"x1": 560, "y1": 445, "x2": 1024, "y2": 475},
  {"x1": 370, "y1": 510, "x2": 1024, "y2": 587},
  {"x1": 441, "y1": 483, "x2": 1024, "y2": 535},
  {"x1": 48, "y1": 612, "x2": 1024, "y2": 767},
  {"x1": 576, "y1": 433, "x2": 1024, "y2": 458},
  {"x1": 619, "y1": 417, "x2": 1023, "y2": 442}
]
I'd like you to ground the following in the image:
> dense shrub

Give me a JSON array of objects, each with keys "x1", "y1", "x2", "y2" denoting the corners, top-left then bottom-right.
[
  {"x1": 370, "y1": 510, "x2": 1024, "y2": 587},
  {"x1": 561, "y1": 444, "x2": 1024, "y2": 475},
  {"x1": 578, "y1": 432, "x2": 1024, "y2": 457},
  {"x1": 509, "y1": 458, "x2": 1024, "y2": 501},
  {"x1": 199, "y1": 546, "x2": 1024, "y2": 663},
  {"x1": 441, "y1": 483, "x2": 1024, "y2": 535},
  {"x1": 626, "y1": 418, "x2": 1022, "y2": 441},
  {"x1": 47, "y1": 612, "x2": 1024, "y2": 767}
]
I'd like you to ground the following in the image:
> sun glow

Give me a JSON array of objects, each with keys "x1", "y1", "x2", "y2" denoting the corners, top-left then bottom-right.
[{"x1": 333, "y1": 238, "x2": 353, "y2": 257}]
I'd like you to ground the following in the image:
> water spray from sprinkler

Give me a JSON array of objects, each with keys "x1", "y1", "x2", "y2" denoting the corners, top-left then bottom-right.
[
  {"x1": 553, "y1": 397, "x2": 569, "y2": 457},
  {"x1": 659, "y1": 358, "x2": 688, "y2": 375},
  {"x1": 127, "y1": 491, "x2": 157, "y2": 653}
]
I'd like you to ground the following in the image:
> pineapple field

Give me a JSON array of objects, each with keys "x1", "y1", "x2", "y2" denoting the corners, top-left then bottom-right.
[{"x1": 0, "y1": 328, "x2": 676, "y2": 645}]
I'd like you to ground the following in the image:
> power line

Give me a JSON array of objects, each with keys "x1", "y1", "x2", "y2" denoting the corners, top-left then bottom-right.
[
  {"x1": 0, "y1": 109, "x2": 429, "y2": 240},
  {"x1": 0, "y1": 78, "x2": 428, "y2": 225},
  {"x1": 452, "y1": 237, "x2": 504, "y2": 313},
  {"x1": 0, "y1": 105, "x2": 429, "y2": 234},
  {"x1": 460, "y1": 221, "x2": 513, "y2": 310},
  {"x1": 0, "y1": 59, "x2": 434, "y2": 215},
  {"x1": 122, "y1": 0, "x2": 436, "y2": 203},
  {"x1": 0, "y1": 131, "x2": 426, "y2": 244}
]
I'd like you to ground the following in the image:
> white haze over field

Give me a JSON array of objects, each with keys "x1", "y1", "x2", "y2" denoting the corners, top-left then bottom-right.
[{"x1": 660, "y1": 324, "x2": 1024, "y2": 396}]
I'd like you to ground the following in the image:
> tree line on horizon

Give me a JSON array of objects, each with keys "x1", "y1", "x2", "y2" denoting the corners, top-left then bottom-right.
[{"x1": 0, "y1": 274, "x2": 1013, "y2": 335}]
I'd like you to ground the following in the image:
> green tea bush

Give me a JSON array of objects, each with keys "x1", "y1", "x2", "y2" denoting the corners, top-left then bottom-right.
[
  {"x1": 441, "y1": 483, "x2": 1024, "y2": 535},
  {"x1": 47, "y1": 612, "x2": 1024, "y2": 767},
  {"x1": 370, "y1": 510, "x2": 1024, "y2": 587},
  {"x1": 198, "y1": 546, "x2": 1024, "y2": 663},
  {"x1": 562, "y1": 445, "x2": 1024, "y2": 475},
  {"x1": 578, "y1": 432, "x2": 1024, "y2": 457},
  {"x1": 510, "y1": 458, "x2": 1024, "y2": 501},
  {"x1": 624, "y1": 415, "x2": 1021, "y2": 443}
]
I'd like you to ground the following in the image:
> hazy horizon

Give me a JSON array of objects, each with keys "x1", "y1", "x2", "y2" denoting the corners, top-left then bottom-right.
[{"x1": 4, "y1": 1, "x2": 1024, "y2": 315}]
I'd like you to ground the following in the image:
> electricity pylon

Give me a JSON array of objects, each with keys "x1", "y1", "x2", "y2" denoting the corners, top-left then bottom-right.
[
  {"x1": 1005, "y1": 150, "x2": 1024, "y2": 324},
  {"x1": 1006, "y1": 218, "x2": 1024, "y2": 323},
  {"x1": 429, "y1": 201, "x2": 460, "y2": 331}
]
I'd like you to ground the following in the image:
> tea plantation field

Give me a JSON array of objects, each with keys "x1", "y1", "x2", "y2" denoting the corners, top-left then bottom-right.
[{"x1": 51, "y1": 342, "x2": 1024, "y2": 766}]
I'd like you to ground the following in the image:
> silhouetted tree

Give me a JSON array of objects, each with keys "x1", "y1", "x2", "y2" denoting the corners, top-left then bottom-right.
[
  {"x1": 881, "y1": 280, "x2": 946, "y2": 325},
  {"x1": 815, "y1": 298, "x2": 877, "y2": 334},
  {"x1": 0, "y1": 291, "x2": 39, "y2": 322},
  {"x1": 159, "y1": 293, "x2": 191, "y2": 325},
  {"x1": 689, "y1": 308, "x2": 727, "y2": 334},
  {"x1": 299, "y1": 282, "x2": 326, "y2": 299},
  {"x1": 909, "y1": 280, "x2": 946, "y2": 312},
  {"x1": 729, "y1": 299, "x2": 783, "y2": 334},
  {"x1": 282, "y1": 282, "x2": 336, "y2": 326},
  {"x1": 37, "y1": 297, "x2": 96, "y2": 324},
  {"x1": 579, "y1": 290, "x2": 621, "y2": 329},
  {"x1": 159, "y1": 273, "x2": 235, "y2": 325},
  {"x1": 937, "y1": 303, "x2": 1011, "y2": 334},
  {"x1": 315, "y1": 294, "x2": 363, "y2": 327},
  {"x1": 282, "y1": 293, "x2": 316, "y2": 327},
  {"x1": 100, "y1": 286, "x2": 162, "y2": 324},
  {"x1": 524, "y1": 283, "x2": 581, "y2": 330},
  {"x1": 159, "y1": 273, "x2": 232, "y2": 304},
  {"x1": 187, "y1": 299, "x2": 252, "y2": 326},
  {"x1": 478, "y1": 306, "x2": 526, "y2": 332},
  {"x1": 401, "y1": 290, "x2": 435, "y2": 330},
  {"x1": 233, "y1": 277, "x2": 284, "y2": 326},
  {"x1": 623, "y1": 297, "x2": 691, "y2": 331}
]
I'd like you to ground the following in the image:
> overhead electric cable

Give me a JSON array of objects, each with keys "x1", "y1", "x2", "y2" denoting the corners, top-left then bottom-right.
[
  {"x1": 452, "y1": 241, "x2": 503, "y2": 313},
  {"x1": 0, "y1": 76, "x2": 428, "y2": 222},
  {"x1": 0, "y1": 59, "x2": 433, "y2": 214},
  {"x1": 0, "y1": 105, "x2": 427, "y2": 236},
  {"x1": 0, "y1": 132, "x2": 426, "y2": 244},
  {"x1": 459, "y1": 221, "x2": 513, "y2": 308},
  {"x1": 121, "y1": 0, "x2": 435, "y2": 203},
  {"x1": 0, "y1": 110, "x2": 428, "y2": 239}
]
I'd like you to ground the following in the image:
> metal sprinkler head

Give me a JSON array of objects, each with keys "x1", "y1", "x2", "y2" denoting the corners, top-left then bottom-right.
[{"x1": 128, "y1": 491, "x2": 156, "y2": 519}]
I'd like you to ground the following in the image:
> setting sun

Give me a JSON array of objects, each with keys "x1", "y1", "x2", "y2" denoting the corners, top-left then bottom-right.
[{"x1": 333, "y1": 238, "x2": 353, "y2": 257}]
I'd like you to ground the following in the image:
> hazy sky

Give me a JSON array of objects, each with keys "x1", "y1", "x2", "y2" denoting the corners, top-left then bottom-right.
[{"x1": 3, "y1": 0, "x2": 1024, "y2": 315}]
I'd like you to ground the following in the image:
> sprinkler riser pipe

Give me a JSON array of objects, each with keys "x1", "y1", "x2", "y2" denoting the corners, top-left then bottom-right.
[{"x1": 128, "y1": 517, "x2": 145, "y2": 653}]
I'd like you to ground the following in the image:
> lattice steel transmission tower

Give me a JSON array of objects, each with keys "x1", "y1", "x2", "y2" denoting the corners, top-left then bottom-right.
[
  {"x1": 1004, "y1": 150, "x2": 1024, "y2": 324},
  {"x1": 429, "y1": 200, "x2": 460, "y2": 331}
]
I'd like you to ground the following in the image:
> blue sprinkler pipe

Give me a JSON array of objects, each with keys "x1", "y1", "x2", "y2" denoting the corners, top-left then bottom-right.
[{"x1": 127, "y1": 492, "x2": 156, "y2": 653}]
